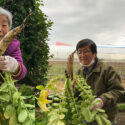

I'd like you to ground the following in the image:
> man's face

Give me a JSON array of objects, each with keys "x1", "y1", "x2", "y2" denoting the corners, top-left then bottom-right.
[
  {"x1": 77, "y1": 45, "x2": 97, "y2": 66},
  {"x1": 0, "y1": 15, "x2": 9, "y2": 40}
]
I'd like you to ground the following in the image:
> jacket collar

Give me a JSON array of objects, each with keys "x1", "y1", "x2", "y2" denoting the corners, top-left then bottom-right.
[{"x1": 83, "y1": 57, "x2": 103, "y2": 75}]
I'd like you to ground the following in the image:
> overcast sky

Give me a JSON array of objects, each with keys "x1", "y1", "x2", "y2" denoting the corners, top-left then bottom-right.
[{"x1": 41, "y1": 0, "x2": 125, "y2": 46}]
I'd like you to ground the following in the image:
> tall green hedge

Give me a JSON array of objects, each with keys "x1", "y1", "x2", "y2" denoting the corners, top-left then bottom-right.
[{"x1": 0, "y1": 0, "x2": 53, "y2": 85}]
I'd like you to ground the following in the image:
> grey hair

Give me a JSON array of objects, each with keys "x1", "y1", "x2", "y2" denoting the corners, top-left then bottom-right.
[{"x1": 0, "y1": 7, "x2": 13, "y2": 29}]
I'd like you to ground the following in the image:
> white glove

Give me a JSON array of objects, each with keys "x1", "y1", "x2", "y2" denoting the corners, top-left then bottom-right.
[
  {"x1": 0, "y1": 56, "x2": 19, "y2": 73},
  {"x1": 91, "y1": 98, "x2": 103, "y2": 111}
]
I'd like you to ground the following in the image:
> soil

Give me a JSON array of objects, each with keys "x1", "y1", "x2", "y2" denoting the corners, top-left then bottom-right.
[
  {"x1": 48, "y1": 80, "x2": 125, "y2": 94},
  {"x1": 116, "y1": 112, "x2": 125, "y2": 125},
  {"x1": 122, "y1": 80, "x2": 125, "y2": 89},
  {"x1": 47, "y1": 81, "x2": 64, "y2": 95}
]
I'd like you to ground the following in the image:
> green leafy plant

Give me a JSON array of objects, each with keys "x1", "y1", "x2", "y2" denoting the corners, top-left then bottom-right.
[
  {"x1": 117, "y1": 103, "x2": 125, "y2": 112},
  {"x1": 0, "y1": 72, "x2": 35, "y2": 125},
  {"x1": 36, "y1": 75, "x2": 112, "y2": 125}
]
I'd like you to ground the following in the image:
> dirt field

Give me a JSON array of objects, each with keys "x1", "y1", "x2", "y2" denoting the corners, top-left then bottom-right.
[
  {"x1": 48, "y1": 60, "x2": 125, "y2": 80},
  {"x1": 116, "y1": 112, "x2": 125, "y2": 125},
  {"x1": 122, "y1": 80, "x2": 125, "y2": 88}
]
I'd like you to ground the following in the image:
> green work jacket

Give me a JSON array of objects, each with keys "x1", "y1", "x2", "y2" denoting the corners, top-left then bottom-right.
[{"x1": 77, "y1": 59, "x2": 125, "y2": 122}]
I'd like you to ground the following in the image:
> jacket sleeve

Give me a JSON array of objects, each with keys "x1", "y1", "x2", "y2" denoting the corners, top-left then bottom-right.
[
  {"x1": 5, "y1": 39, "x2": 27, "y2": 80},
  {"x1": 99, "y1": 66, "x2": 125, "y2": 107}
]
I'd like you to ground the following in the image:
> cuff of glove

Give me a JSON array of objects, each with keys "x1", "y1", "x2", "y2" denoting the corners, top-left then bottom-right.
[
  {"x1": 91, "y1": 98, "x2": 104, "y2": 111},
  {"x1": 12, "y1": 63, "x2": 22, "y2": 79},
  {"x1": 99, "y1": 96, "x2": 106, "y2": 107},
  {"x1": 97, "y1": 98, "x2": 104, "y2": 107}
]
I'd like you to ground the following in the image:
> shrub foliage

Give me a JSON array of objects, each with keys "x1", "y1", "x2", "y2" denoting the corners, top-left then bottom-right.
[{"x1": 0, "y1": 0, "x2": 53, "y2": 85}]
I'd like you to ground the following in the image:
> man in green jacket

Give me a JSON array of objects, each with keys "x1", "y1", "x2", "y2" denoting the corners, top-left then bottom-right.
[{"x1": 76, "y1": 38, "x2": 125, "y2": 125}]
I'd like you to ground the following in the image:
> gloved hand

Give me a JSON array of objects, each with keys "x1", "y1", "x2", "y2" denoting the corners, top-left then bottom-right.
[
  {"x1": 91, "y1": 98, "x2": 103, "y2": 111},
  {"x1": 0, "y1": 56, "x2": 19, "y2": 73}
]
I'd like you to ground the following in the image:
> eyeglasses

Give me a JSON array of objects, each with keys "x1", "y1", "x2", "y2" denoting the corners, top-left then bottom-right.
[{"x1": 77, "y1": 49, "x2": 91, "y2": 55}]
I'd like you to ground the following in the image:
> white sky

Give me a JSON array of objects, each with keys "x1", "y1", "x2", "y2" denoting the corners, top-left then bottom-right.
[{"x1": 41, "y1": 0, "x2": 125, "y2": 46}]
